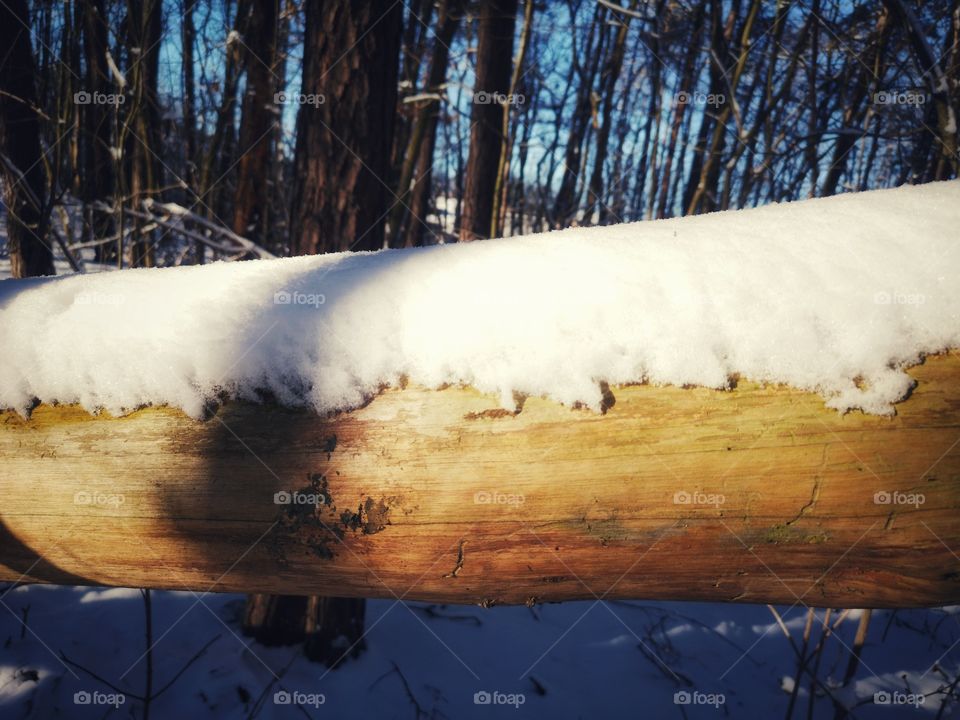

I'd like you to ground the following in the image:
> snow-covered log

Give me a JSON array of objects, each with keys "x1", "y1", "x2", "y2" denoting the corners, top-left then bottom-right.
[
  {"x1": 0, "y1": 354, "x2": 958, "y2": 607},
  {"x1": 1, "y1": 182, "x2": 959, "y2": 606}
]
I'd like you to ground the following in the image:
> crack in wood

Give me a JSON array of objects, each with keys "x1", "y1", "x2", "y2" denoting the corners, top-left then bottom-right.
[{"x1": 443, "y1": 539, "x2": 467, "y2": 578}]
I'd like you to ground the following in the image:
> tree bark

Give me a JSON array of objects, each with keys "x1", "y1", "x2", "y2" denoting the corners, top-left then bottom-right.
[
  {"x1": 80, "y1": 0, "x2": 117, "y2": 264},
  {"x1": 198, "y1": 0, "x2": 248, "y2": 233},
  {"x1": 490, "y1": 0, "x2": 534, "y2": 237},
  {"x1": 124, "y1": 0, "x2": 163, "y2": 267},
  {"x1": 681, "y1": 0, "x2": 725, "y2": 215},
  {"x1": 290, "y1": 0, "x2": 402, "y2": 254},
  {"x1": 0, "y1": 0, "x2": 55, "y2": 278},
  {"x1": 459, "y1": 0, "x2": 518, "y2": 241},
  {"x1": 585, "y1": 5, "x2": 631, "y2": 224},
  {"x1": 232, "y1": 0, "x2": 280, "y2": 247}
]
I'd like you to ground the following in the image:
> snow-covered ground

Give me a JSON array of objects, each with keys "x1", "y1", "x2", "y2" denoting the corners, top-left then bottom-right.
[
  {"x1": 0, "y1": 585, "x2": 957, "y2": 718},
  {"x1": 2, "y1": 181, "x2": 959, "y2": 419}
]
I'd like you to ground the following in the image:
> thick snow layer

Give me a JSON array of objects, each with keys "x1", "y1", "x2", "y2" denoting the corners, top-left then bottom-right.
[{"x1": 1, "y1": 181, "x2": 959, "y2": 418}]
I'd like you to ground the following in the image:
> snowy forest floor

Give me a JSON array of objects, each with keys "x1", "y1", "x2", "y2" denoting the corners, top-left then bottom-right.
[{"x1": 0, "y1": 584, "x2": 958, "y2": 719}]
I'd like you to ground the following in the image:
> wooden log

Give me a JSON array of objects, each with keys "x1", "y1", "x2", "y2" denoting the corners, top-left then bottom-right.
[{"x1": 1, "y1": 354, "x2": 958, "y2": 608}]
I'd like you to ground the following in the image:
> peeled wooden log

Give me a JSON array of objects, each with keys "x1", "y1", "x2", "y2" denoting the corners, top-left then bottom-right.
[{"x1": 1, "y1": 354, "x2": 958, "y2": 608}]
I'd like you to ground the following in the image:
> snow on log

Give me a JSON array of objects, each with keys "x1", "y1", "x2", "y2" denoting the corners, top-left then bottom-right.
[{"x1": 0, "y1": 182, "x2": 959, "y2": 606}]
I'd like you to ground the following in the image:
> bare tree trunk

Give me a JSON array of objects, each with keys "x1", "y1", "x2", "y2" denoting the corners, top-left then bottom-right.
[
  {"x1": 390, "y1": 0, "x2": 434, "y2": 192},
  {"x1": 59, "y1": 0, "x2": 82, "y2": 198},
  {"x1": 656, "y1": 4, "x2": 704, "y2": 219},
  {"x1": 631, "y1": 3, "x2": 664, "y2": 219},
  {"x1": 551, "y1": 2, "x2": 606, "y2": 228},
  {"x1": 0, "y1": 0, "x2": 55, "y2": 278},
  {"x1": 805, "y1": 0, "x2": 821, "y2": 196},
  {"x1": 81, "y1": 0, "x2": 117, "y2": 264},
  {"x1": 232, "y1": 0, "x2": 280, "y2": 247},
  {"x1": 491, "y1": 0, "x2": 534, "y2": 237},
  {"x1": 180, "y1": 0, "x2": 201, "y2": 261},
  {"x1": 125, "y1": 0, "x2": 163, "y2": 267},
  {"x1": 459, "y1": 0, "x2": 518, "y2": 241},
  {"x1": 199, "y1": 0, "x2": 248, "y2": 226},
  {"x1": 290, "y1": 0, "x2": 402, "y2": 254},
  {"x1": 682, "y1": 0, "x2": 724, "y2": 215},
  {"x1": 397, "y1": 0, "x2": 463, "y2": 248}
]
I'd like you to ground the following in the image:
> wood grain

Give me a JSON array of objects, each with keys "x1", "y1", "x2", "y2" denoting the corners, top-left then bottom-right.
[{"x1": 1, "y1": 354, "x2": 959, "y2": 608}]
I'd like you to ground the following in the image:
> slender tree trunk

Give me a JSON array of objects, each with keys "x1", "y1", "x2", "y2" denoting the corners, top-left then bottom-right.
[
  {"x1": 491, "y1": 0, "x2": 534, "y2": 237},
  {"x1": 268, "y1": 0, "x2": 293, "y2": 255},
  {"x1": 806, "y1": 0, "x2": 821, "y2": 196},
  {"x1": 551, "y1": 3, "x2": 606, "y2": 228},
  {"x1": 125, "y1": 0, "x2": 163, "y2": 267},
  {"x1": 682, "y1": 0, "x2": 724, "y2": 215},
  {"x1": 399, "y1": 0, "x2": 463, "y2": 248},
  {"x1": 181, "y1": 0, "x2": 197, "y2": 188},
  {"x1": 232, "y1": 0, "x2": 280, "y2": 247},
  {"x1": 0, "y1": 0, "x2": 55, "y2": 277},
  {"x1": 81, "y1": 0, "x2": 117, "y2": 263},
  {"x1": 585, "y1": 7, "x2": 632, "y2": 224},
  {"x1": 60, "y1": 0, "x2": 82, "y2": 197},
  {"x1": 633, "y1": 1, "x2": 665, "y2": 219},
  {"x1": 180, "y1": 0, "x2": 202, "y2": 261},
  {"x1": 459, "y1": 0, "x2": 518, "y2": 241},
  {"x1": 390, "y1": 0, "x2": 434, "y2": 191},
  {"x1": 656, "y1": 5, "x2": 704, "y2": 218},
  {"x1": 199, "y1": 0, "x2": 247, "y2": 226}
]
